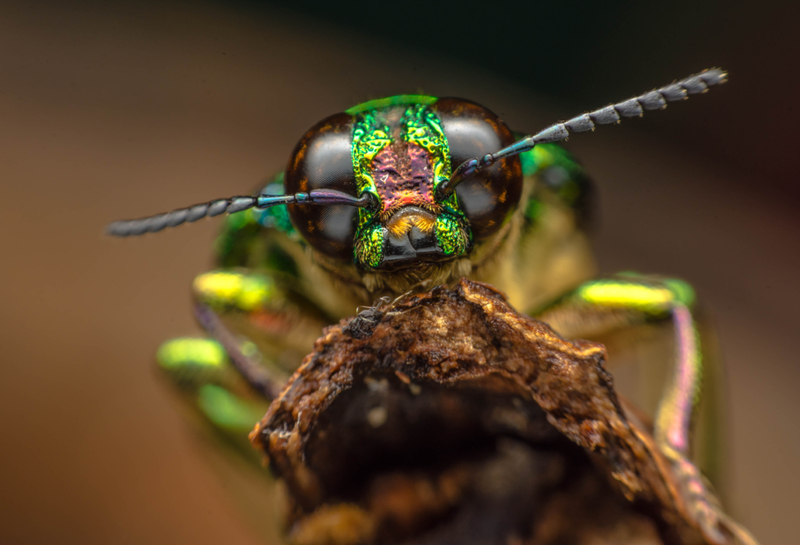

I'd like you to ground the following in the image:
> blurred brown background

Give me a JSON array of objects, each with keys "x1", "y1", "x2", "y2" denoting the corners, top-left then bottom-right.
[{"x1": 1, "y1": 1, "x2": 798, "y2": 544}]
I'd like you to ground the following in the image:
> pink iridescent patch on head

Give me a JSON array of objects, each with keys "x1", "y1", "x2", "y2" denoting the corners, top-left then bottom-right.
[{"x1": 372, "y1": 142, "x2": 437, "y2": 217}]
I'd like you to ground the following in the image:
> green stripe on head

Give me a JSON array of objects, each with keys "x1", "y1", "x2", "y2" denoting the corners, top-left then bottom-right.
[{"x1": 346, "y1": 95, "x2": 437, "y2": 115}]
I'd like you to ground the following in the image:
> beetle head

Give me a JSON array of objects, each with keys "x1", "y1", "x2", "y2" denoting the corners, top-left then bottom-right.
[
  {"x1": 105, "y1": 69, "x2": 728, "y2": 274},
  {"x1": 284, "y1": 97, "x2": 522, "y2": 270}
]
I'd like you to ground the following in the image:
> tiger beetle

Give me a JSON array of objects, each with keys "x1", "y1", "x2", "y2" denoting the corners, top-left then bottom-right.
[{"x1": 107, "y1": 69, "x2": 758, "y2": 545}]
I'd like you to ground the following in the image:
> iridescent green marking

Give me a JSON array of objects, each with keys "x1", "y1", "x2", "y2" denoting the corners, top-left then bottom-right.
[
  {"x1": 355, "y1": 223, "x2": 387, "y2": 269},
  {"x1": 663, "y1": 278, "x2": 696, "y2": 307},
  {"x1": 574, "y1": 277, "x2": 697, "y2": 314},
  {"x1": 520, "y1": 144, "x2": 574, "y2": 176},
  {"x1": 156, "y1": 338, "x2": 235, "y2": 389},
  {"x1": 346, "y1": 95, "x2": 437, "y2": 115},
  {"x1": 434, "y1": 214, "x2": 468, "y2": 256},
  {"x1": 524, "y1": 197, "x2": 543, "y2": 222},
  {"x1": 352, "y1": 110, "x2": 391, "y2": 229},
  {"x1": 577, "y1": 280, "x2": 674, "y2": 313},
  {"x1": 401, "y1": 103, "x2": 465, "y2": 220},
  {"x1": 402, "y1": 104, "x2": 450, "y2": 192},
  {"x1": 351, "y1": 100, "x2": 470, "y2": 268},
  {"x1": 520, "y1": 143, "x2": 590, "y2": 212},
  {"x1": 158, "y1": 338, "x2": 227, "y2": 371},
  {"x1": 215, "y1": 174, "x2": 297, "y2": 268},
  {"x1": 197, "y1": 384, "x2": 267, "y2": 432},
  {"x1": 255, "y1": 202, "x2": 294, "y2": 234},
  {"x1": 224, "y1": 206, "x2": 258, "y2": 232},
  {"x1": 215, "y1": 205, "x2": 260, "y2": 263},
  {"x1": 351, "y1": 110, "x2": 392, "y2": 267},
  {"x1": 252, "y1": 175, "x2": 296, "y2": 234},
  {"x1": 193, "y1": 271, "x2": 274, "y2": 311}
]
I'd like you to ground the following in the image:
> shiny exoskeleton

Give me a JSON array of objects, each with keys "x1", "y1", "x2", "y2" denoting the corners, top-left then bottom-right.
[{"x1": 107, "y1": 69, "x2": 758, "y2": 545}]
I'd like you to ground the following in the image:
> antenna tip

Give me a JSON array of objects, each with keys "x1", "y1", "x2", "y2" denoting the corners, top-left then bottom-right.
[
  {"x1": 701, "y1": 68, "x2": 728, "y2": 85},
  {"x1": 105, "y1": 221, "x2": 127, "y2": 237}
]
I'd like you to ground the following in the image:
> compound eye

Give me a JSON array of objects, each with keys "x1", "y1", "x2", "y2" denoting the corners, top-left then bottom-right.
[
  {"x1": 285, "y1": 113, "x2": 358, "y2": 260},
  {"x1": 434, "y1": 99, "x2": 522, "y2": 240}
]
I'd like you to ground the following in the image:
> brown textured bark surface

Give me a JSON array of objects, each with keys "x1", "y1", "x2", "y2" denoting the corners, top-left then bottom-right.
[{"x1": 252, "y1": 280, "x2": 712, "y2": 545}]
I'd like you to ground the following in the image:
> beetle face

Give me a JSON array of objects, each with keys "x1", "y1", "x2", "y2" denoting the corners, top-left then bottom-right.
[{"x1": 285, "y1": 96, "x2": 522, "y2": 270}]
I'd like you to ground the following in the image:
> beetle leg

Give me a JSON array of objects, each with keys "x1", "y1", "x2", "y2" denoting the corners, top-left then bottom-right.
[
  {"x1": 534, "y1": 275, "x2": 754, "y2": 545},
  {"x1": 155, "y1": 266, "x2": 333, "y2": 468},
  {"x1": 192, "y1": 268, "x2": 330, "y2": 362},
  {"x1": 188, "y1": 268, "x2": 334, "y2": 395},
  {"x1": 192, "y1": 302, "x2": 288, "y2": 400},
  {"x1": 154, "y1": 266, "x2": 329, "y2": 457},
  {"x1": 156, "y1": 336, "x2": 271, "y2": 461}
]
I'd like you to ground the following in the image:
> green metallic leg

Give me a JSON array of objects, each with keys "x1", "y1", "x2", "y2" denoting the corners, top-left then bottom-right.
[
  {"x1": 156, "y1": 268, "x2": 334, "y2": 456},
  {"x1": 535, "y1": 275, "x2": 756, "y2": 545},
  {"x1": 157, "y1": 336, "x2": 285, "y2": 544},
  {"x1": 535, "y1": 275, "x2": 701, "y2": 452},
  {"x1": 192, "y1": 302, "x2": 286, "y2": 400},
  {"x1": 156, "y1": 337, "x2": 271, "y2": 463},
  {"x1": 191, "y1": 268, "x2": 331, "y2": 372}
]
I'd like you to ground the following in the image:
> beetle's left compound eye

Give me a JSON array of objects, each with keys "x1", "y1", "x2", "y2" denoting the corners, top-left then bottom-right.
[
  {"x1": 284, "y1": 113, "x2": 359, "y2": 260},
  {"x1": 434, "y1": 99, "x2": 522, "y2": 240}
]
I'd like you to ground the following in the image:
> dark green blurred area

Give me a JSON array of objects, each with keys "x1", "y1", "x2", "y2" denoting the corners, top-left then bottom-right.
[
  {"x1": 246, "y1": 0, "x2": 728, "y2": 99},
  {"x1": 239, "y1": 0, "x2": 799, "y2": 200}
]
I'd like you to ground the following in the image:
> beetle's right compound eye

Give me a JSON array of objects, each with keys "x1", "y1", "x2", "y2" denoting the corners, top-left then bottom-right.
[
  {"x1": 285, "y1": 113, "x2": 359, "y2": 260},
  {"x1": 433, "y1": 98, "x2": 522, "y2": 241}
]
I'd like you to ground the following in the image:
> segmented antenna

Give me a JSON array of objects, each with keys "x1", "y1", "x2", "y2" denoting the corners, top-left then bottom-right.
[
  {"x1": 106, "y1": 189, "x2": 372, "y2": 237},
  {"x1": 438, "y1": 68, "x2": 727, "y2": 199}
]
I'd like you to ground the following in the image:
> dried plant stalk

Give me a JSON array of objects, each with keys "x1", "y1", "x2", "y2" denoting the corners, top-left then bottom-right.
[{"x1": 251, "y1": 279, "x2": 736, "y2": 545}]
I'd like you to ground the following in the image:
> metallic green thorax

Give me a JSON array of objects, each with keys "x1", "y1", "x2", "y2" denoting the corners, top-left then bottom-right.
[{"x1": 351, "y1": 99, "x2": 469, "y2": 268}]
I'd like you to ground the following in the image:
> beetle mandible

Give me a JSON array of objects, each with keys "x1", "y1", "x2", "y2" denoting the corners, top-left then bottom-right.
[{"x1": 107, "y1": 68, "x2": 757, "y2": 545}]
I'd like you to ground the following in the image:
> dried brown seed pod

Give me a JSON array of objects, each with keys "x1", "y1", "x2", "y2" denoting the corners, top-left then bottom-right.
[{"x1": 251, "y1": 279, "x2": 735, "y2": 545}]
